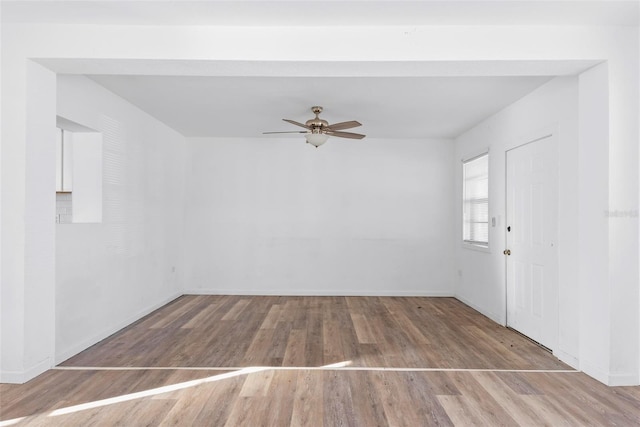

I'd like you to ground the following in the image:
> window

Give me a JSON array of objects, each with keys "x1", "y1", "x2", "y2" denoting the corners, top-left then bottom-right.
[{"x1": 463, "y1": 153, "x2": 489, "y2": 247}]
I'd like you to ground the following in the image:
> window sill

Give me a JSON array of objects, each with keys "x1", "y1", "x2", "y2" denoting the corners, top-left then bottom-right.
[{"x1": 462, "y1": 242, "x2": 491, "y2": 254}]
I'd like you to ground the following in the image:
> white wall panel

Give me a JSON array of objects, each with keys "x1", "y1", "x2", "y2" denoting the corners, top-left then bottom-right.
[
  {"x1": 183, "y1": 137, "x2": 455, "y2": 296},
  {"x1": 54, "y1": 75, "x2": 186, "y2": 364}
]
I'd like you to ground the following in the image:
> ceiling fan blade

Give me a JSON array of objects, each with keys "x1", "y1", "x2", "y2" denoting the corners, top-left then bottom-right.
[
  {"x1": 326, "y1": 130, "x2": 366, "y2": 140},
  {"x1": 326, "y1": 120, "x2": 362, "y2": 131},
  {"x1": 283, "y1": 119, "x2": 312, "y2": 130},
  {"x1": 263, "y1": 131, "x2": 308, "y2": 134}
]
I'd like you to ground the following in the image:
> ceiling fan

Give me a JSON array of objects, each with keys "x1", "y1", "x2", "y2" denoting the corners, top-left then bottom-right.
[{"x1": 263, "y1": 106, "x2": 366, "y2": 147}]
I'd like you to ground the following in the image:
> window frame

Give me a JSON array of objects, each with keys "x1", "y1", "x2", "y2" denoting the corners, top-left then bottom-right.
[
  {"x1": 462, "y1": 151, "x2": 490, "y2": 250},
  {"x1": 56, "y1": 127, "x2": 74, "y2": 193}
]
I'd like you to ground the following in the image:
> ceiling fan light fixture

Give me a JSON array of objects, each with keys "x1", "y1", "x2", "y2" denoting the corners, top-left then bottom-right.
[{"x1": 305, "y1": 132, "x2": 329, "y2": 147}]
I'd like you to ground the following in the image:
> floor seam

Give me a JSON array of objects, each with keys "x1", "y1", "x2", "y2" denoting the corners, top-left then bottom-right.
[{"x1": 54, "y1": 366, "x2": 579, "y2": 373}]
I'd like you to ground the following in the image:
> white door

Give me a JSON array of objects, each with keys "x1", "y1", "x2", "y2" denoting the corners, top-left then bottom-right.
[{"x1": 506, "y1": 135, "x2": 558, "y2": 350}]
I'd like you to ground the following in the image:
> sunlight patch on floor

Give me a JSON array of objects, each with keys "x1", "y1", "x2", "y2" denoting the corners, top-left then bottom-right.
[
  {"x1": 0, "y1": 417, "x2": 26, "y2": 427},
  {"x1": 48, "y1": 366, "x2": 267, "y2": 417}
]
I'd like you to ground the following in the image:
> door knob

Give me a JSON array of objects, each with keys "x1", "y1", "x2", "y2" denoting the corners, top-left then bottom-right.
[{"x1": 503, "y1": 249, "x2": 511, "y2": 256}]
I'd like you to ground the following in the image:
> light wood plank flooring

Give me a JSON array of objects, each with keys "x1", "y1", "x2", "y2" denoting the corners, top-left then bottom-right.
[{"x1": 1, "y1": 296, "x2": 639, "y2": 426}]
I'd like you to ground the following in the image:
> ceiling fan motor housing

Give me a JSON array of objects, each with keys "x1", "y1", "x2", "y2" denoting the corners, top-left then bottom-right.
[{"x1": 306, "y1": 106, "x2": 329, "y2": 132}]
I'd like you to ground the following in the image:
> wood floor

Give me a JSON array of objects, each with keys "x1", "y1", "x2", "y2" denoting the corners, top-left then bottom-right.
[{"x1": 2, "y1": 296, "x2": 639, "y2": 426}]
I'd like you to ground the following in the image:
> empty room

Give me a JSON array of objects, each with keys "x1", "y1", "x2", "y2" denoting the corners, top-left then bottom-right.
[{"x1": 1, "y1": 0, "x2": 640, "y2": 425}]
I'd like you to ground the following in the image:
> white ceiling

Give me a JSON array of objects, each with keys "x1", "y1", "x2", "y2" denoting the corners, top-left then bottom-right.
[{"x1": 89, "y1": 74, "x2": 554, "y2": 139}]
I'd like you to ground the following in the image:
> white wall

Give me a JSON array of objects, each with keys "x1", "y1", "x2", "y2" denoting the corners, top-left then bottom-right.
[
  {"x1": 455, "y1": 76, "x2": 580, "y2": 366},
  {"x1": 23, "y1": 62, "x2": 58, "y2": 380},
  {"x1": 71, "y1": 132, "x2": 102, "y2": 223},
  {"x1": 577, "y1": 63, "x2": 611, "y2": 383},
  {"x1": 54, "y1": 75, "x2": 186, "y2": 363},
  {"x1": 184, "y1": 137, "x2": 455, "y2": 296}
]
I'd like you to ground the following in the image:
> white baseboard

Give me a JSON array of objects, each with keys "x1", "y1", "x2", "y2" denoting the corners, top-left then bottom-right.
[
  {"x1": 556, "y1": 354, "x2": 639, "y2": 386},
  {"x1": 454, "y1": 294, "x2": 504, "y2": 325},
  {"x1": 54, "y1": 292, "x2": 182, "y2": 365},
  {"x1": 582, "y1": 361, "x2": 639, "y2": 386},
  {"x1": 580, "y1": 359, "x2": 613, "y2": 386},
  {"x1": 607, "y1": 371, "x2": 639, "y2": 387},
  {"x1": 554, "y1": 349, "x2": 579, "y2": 370},
  {"x1": 0, "y1": 357, "x2": 51, "y2": 384},
  {"x1": 183, "y1": 289, "x2": 454, "y2": 297}
]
